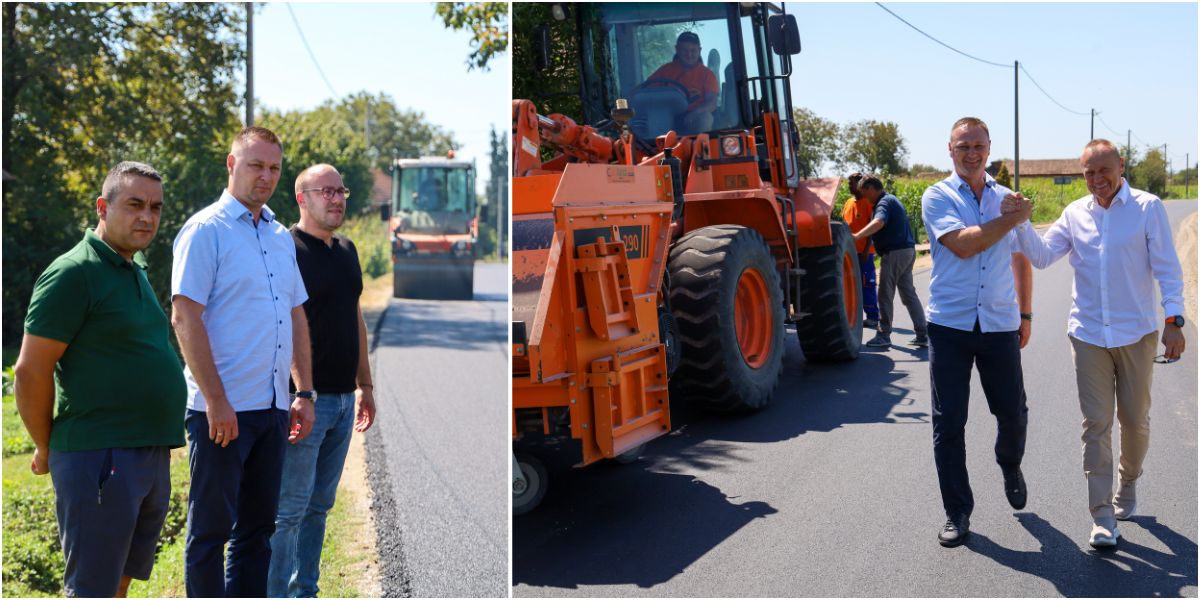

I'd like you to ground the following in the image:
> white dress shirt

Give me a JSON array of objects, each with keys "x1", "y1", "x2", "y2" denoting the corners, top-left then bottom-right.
[{"x1": 1014, "y1": 179, "x2": 1183, "y2": 348}]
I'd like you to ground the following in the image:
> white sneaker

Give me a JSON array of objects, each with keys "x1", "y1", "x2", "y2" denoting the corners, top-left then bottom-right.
[
  {"x1": 1114, "y1": 480, "x2": 1137, "y2": 521},
  {"x1": 1089, "y1": 521, "x2": 1120, "y2": 548}
]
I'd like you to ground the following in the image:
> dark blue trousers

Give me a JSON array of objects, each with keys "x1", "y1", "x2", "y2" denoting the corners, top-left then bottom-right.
[
  {"x1": 929, "y1": 321, "x2": 1028, "y2": 519},
  {"x1": 185, "y1": 408, "x2": 287, "y2": 598}
]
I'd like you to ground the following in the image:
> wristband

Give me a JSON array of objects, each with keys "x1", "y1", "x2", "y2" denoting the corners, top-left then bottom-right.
[{"x1": 1020, "y1": 313, "x2": 1033, "y2": 322}]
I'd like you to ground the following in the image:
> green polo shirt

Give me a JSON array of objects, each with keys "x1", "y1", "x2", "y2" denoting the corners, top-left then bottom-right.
[{"x1": 24, "y1": 229, "x2": 186, "y2": 451}]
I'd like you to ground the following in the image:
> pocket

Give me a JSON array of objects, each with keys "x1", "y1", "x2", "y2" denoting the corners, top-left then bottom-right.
[{"x1": 97, "y1": 448, "x2": 115, "y2": 505}]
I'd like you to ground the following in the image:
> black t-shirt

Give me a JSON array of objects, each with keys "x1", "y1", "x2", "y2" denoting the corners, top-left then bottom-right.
[{"x1": 291, "y1": 226, "x2": 364, "y2": 394}]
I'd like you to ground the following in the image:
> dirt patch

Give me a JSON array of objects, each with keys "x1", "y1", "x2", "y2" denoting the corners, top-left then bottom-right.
[
  {"x1": 1177, "y1": 212, "x2": 1198, "y2": 322},
  {"x1": 335, "y1": 273, "x2": 393, "y2": 597}
]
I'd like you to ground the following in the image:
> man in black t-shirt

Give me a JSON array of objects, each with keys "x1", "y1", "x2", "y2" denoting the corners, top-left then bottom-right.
[
  {"x1": 268, "y1": 163, "x2": 378, "y2": 597},
  {"x1": 852, "y1": 175, "x2": 929, "y2": 348}
]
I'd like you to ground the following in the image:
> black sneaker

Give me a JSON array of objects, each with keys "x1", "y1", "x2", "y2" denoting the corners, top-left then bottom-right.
[
  {"x1": 938, "y1": 515, "x2": 970, "y2": 547},
  {"x1": 1003, "y1": 466, "x2": 1027, "y2": 510}
]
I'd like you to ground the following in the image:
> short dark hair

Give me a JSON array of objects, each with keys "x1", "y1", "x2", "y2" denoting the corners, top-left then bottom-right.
[
  {"x1": 676, "y1": 31, "x2": 700, "y2": 46},
  {"x1": 951, "y1": 117, "x2": 990, "y2": 140},
  {"x1": 101, "y1": 161, "x2": 162, "y2": 200},
  {"x1": 847, "y1": 172, "x2": 864, "y2": 197},
  {"x1": 859, "y1": 175, "x2": 884, "y2": 192},
  {"x1": 231, "y1": 126, "x2": 283, "y2": 153}
]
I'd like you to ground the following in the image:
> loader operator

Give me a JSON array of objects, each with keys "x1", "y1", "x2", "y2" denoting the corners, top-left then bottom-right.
[{"x1": 641, "y1": 31, "x2": 718, "y2": 134}]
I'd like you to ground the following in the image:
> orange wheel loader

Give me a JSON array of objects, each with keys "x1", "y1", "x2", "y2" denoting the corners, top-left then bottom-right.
[{"x1": 512, "y1": 2, "x2": 861, "y2": 515}]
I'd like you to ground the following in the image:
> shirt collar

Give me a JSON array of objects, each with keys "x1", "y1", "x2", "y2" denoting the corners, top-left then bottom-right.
[
  {"x1": 948, "y1": 170, "x2": 996, "y2": 193},
  {"x1": 84, "y1": 228, "x2": 146, "y2": 269},
  {"x1": 218, "y1": 189, "x2": 276, "y2": 223},
  {"x1": 1087, "y1": 178, "x2": 1131, "y2": 209}
]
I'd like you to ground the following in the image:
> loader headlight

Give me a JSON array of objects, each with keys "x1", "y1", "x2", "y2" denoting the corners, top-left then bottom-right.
[{"x1": 452, "y1": 240, "x2": 472, "y2": 257}]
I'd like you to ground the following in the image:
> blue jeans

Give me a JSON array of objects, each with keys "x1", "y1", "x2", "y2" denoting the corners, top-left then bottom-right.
[
  {"x1": 859, "y1": 252, "x2": 879, "y2": 321},
  {"x1": 267, "y1": 392, "x2": 355, "y2": 597},
  {"x1": 185, "y1": 408, "x2": 288, "y2": 598}
]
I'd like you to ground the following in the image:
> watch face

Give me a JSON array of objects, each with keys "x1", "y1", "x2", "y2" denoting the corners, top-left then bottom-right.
[{"x1": 1174, "y1": 316, "x2": 1186, "y2": 327}]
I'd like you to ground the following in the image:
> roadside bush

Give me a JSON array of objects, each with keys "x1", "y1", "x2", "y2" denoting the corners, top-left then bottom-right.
[
  {"x1": 2, "y1": 487, "x2": 64, "y2": 595},
  {"x1": 340, "y1": 214, "x2": 390, "y2": 279}
]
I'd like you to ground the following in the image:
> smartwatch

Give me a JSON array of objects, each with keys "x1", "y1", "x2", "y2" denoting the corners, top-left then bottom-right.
[
  {"x1": 1167, "y1": 315, "x2": 1185, "y2": 328},
  {"x1": 296, "y1": 390, "x2": 318, "y2": 402}
]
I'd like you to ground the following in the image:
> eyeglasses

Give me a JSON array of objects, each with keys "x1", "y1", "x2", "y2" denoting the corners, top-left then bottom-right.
[
  {"x1": 301, "y1": 187, "x2": 350, "y2": 200},
  {"x1": 1153, "y1": 355, "x2": 1180, "y2": 364}
]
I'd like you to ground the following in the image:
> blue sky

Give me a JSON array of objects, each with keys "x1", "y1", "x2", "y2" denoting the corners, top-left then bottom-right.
[
  {"x1": 250, "y1": 2, "x2": 509, "y2": 193},
  {"x1": 789, "y1": 2, "x2": 1198, "y2": 175}
]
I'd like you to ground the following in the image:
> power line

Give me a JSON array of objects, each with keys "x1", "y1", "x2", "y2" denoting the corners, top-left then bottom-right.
[
  {"x1": 1018, "y1": 64, "x2": 1090, "y2": 116},
  {"x1": 1095, "y1": 113, "x2": 1123, "y2": 137},
  {"x1": 874, "y1": 3, "x2": 1009, "y2": 68},
  {"x1": 286, "y1": 4, "x2": 338, "y2": 98}
]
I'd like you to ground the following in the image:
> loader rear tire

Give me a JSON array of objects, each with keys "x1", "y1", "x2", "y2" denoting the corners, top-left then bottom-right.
[
  {"x1": 668, "y1": 225, "x2": 784, "y2": 412},
  {"x1": 513, "y1": 452, "x2": 547, "y2": 516},
  {"x1": 794, "y1": 221, "x2": 863, "y2": 361}
]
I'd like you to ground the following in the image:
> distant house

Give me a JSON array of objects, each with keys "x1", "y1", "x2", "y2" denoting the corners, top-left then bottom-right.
[
  {"x1": 371, "y1": 168, "x2": 391, "y2": 208},
  {"x1": 987, "y1": 159, "x2": 1082, "y2": 180}
]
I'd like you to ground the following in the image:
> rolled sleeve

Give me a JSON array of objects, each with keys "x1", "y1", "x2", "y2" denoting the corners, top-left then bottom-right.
[
  {"x1": 171, "y1": 221, "x2": 217, "y2": 306},
  {"x1": 922, "y1": 186, "x2": 965, "y2": 243}
]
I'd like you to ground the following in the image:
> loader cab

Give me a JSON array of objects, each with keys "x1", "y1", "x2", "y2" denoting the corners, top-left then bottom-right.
[{"x1": 577, "y1": 2, "x2": 802, "y2": 188}]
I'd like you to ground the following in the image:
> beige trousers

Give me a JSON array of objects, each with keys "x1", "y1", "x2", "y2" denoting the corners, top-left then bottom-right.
[{"x1": 1069, "y1": 331, "x2": 1157, "y2": 519}]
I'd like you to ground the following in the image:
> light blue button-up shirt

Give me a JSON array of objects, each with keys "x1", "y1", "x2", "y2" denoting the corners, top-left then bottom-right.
[
  {"x1": 171, "y1": 191, "x2": 308, "y2": 412},
  {"x1": 1015, "y1": 179, "x2": 1183, "y2": 348},
  {"x1": 921, "y1": 171, "x2": 1022, "y2": 333}
]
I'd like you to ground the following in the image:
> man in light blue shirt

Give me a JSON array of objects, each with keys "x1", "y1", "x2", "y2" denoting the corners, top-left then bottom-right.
[
  {"x1": 1006, "y1": 139, "x2": 1185, "y2": 548},
  {"x1": 171, "y1": 126, "x2": 317, "y2": 596},
  {"x1": 920, "y1": 117, "x2": 1034, "y2": 548}
]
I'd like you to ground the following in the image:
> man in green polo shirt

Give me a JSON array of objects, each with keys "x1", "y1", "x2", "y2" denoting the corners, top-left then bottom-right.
[{"x1": 13, "y1": 161, "x2": 187, "y2": 597}]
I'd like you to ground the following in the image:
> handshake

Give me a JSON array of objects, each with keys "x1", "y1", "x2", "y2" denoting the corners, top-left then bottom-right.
[{"x1": 1002, "y1": 193, "x2": 1033, "y2": 222}]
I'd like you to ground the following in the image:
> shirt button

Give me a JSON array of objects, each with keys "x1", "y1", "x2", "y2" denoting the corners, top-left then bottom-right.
[
  {"x1": 279, "y1": 320, "x2": 283, "y2": 324},
  {"x1": 270, "y1": 273, "x2": 274, "y2": 277},
  {"x1": 278, "y1": 345, "x2": 282, "y2": 349},
  {"x1": 275, "y1": 296, "x2": 279, "y2": 300},
  {"x1": 980, "y1": 285, "x2": 984, "y2": 288}
]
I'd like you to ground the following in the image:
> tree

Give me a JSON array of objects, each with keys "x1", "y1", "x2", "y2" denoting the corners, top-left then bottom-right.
[
  {"x1": 842, "y1": 119, "x2": 908, "y2": 175},
  {"x1": 792, "y1": 107, "x2": 840, "y2": 178},
  {"x1": 512, "y1": 2, "x2": 589, "y2": 118},
  {"x1": 995, "y1": 162, "x2": 1012, "y2": 188},
  {"x1": 435, "y1": 2, "x2": 508, "y2": 71},
  {"x1": 2, "y1": 3, "x2": 245, "y2": 354},
  {"x1": 331, "y1": 92, "x2": 458, "y2": 172},
  {"x1": 908, "y1": 163, "x2": 941, "y2": 176},
  {"x1": 485, "y1": 125, "x2": 509, "y2": 258},
  {"x1": 1129, "y1": 148, "x2": 1167, "y2": 197}
]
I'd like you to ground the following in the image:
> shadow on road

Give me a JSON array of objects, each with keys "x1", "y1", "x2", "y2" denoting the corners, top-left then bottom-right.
[
  {"x1": 378, "y1": 299, "x2": 504, "y2": 351},
  {"x1": 515, "y1": 335, "x2": 926, "y2": 590},
  {"x1": 513, "y1": 442, "x2": 776, "y2": 589},
  {"x1": 969, "y1": 513, "x2": 1197, "y2": 597}
]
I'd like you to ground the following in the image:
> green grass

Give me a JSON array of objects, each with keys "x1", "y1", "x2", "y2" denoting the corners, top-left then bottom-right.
[{"x1": 1, "y1": 391, "x2": 372, "y2": 597}]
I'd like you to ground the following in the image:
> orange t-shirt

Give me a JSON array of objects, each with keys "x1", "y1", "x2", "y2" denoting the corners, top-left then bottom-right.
[
  {"x1": 842, "y1": 197, "x2": 874, "y2": 254},
  {"x1": 647, "y1": 60, "x2": 719, "y2": 110}
]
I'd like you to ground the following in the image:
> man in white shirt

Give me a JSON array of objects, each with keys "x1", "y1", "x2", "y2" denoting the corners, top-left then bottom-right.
[{"x1": 1006, "y1": 139, "x2": 1186, "y2": 548}]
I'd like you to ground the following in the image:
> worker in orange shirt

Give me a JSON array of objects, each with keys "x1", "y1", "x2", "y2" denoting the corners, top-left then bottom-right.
[
  {"x1": 842, "y1": 172, "x2": 880, "y2": 329},
  {"x1": 642, "y1": 31, "x2": 719, "y2": 134}
]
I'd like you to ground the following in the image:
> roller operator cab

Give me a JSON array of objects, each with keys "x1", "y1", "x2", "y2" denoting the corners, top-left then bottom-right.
[{"x1": 382, "y1": 156, "x2": 477, "y2": 300}]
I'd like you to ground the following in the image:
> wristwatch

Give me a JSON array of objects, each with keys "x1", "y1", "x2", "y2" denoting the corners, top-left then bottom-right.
[
  {"x1": 1020, "y1": 312, "x2": 1033, "y2": 322},
  {"x1": 296, "y1": 390, "x2": 318, "y2": 403},
  {"x1": 1167, "y1": 315, "x2": 1185, "y2": 328}
]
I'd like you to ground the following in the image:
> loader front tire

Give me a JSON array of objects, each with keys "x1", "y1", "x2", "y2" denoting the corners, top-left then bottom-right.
[
  {"x1": 794, "y1": 221, "x2": 863, "y2": 361},
  {"x1": 668, "y1": 225, "x2": 784, "y2": 412}
]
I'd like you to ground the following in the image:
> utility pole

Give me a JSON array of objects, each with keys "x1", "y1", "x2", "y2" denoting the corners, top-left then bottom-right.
[
  {"x1": 1187, "y1": 153, "x2": 1190, "y2": 198},
  {"x1": 1163, "y1": 144, "x2": 1168, "y2": 192},
  {"x1": 1014, "y1": 60, "x2": 1020, "y2": 191},
  {"x1": 1127, "y1": 130, "x2": 1131, "y2": 165},
  {"x1": 245, "y1": 2, "x2": 254, "y2": 127},
  {"x1": 1090, "y1": 108, "x2": 1094, "y2": 141}
]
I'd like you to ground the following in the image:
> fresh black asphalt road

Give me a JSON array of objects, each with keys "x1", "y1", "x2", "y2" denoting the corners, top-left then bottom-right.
[
  {"x1": 366, "y1": 262, "x2": 509, "y2": 598},
  {"x1": 513, "y1": 201, "x2": 1197, "y2": 597}
]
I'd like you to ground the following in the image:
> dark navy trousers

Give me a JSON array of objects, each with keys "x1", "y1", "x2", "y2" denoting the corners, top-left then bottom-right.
[
  {"x1": 184, "y1": 408, "x2": 287, "y2": 598},
  {"x1": 929, "y1": 321, "x2": 1028, "y2": 519}
]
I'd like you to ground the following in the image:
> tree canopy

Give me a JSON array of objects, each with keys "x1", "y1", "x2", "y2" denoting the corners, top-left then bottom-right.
[{"x1": 435, "y1": 2, "x2": 509, "y2": 71}]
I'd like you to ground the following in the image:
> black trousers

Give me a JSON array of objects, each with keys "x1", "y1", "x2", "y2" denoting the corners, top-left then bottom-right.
[
  {"x1": 929, "y1": 321, "x2": 1028, "y2": 519},
  {"x1": 184, "y1": 408, "x2": 288, "y2": 598}
]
